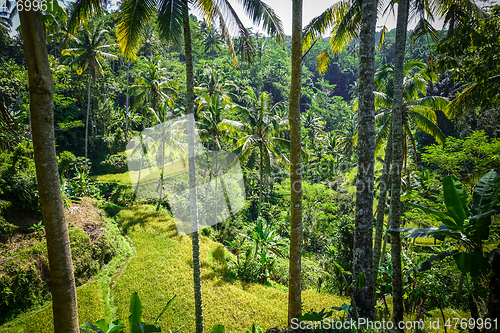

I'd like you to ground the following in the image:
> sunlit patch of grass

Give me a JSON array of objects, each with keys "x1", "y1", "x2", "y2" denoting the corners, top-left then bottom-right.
[
  {"x1": 97, "y1": 172, "x2": 132, "y2": 185},
  {"x1": 96, "y1": 159, "x2": 188, "y2": 186},
  {"x1": 0, "y1": 280, "x2": 105, "y2": 333},
  {"x1": 112, "y1": 205, "x2": 349, "y2": 333}
]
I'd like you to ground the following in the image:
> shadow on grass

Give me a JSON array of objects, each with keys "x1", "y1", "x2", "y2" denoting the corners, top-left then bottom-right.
[{"x1": 117, "y1": 209, "x2": 167, "y2": 234}]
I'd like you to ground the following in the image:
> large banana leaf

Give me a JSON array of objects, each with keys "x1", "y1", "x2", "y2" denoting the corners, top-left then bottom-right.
[
  {"x1": 129, "y1": 292, "x2": 144, "y2": 332},
  {"x1": 404, "y1": 250, "x2": 458, "y2": 282},
  {"x1": 468, "y1": 208, "x2": 500, "y2": 241},
  {"x1": 471, "y1": 169, "x2": 499, "y2": 215},
  {"x1": 443, "y1": 175, "x2": 470, "y2": 228},
  {"x1": 404, "y1": 202, "x2": 458, "y2": 230},
  {"x1": 386, "y1": 223, "x2": 462, "y2": 241},
  {"x1": 80, "y1": 319, "x2": 125, "y2": 333},
  {"x1": 454, "y1": 251, "x2": 490, "y2": 278}
]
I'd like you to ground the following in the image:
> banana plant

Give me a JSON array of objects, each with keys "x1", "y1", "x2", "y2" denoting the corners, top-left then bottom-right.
[
  {"x1": 80, "y1": 293, "x2": 177, "y2": 333},
  {"x1": 387, "y1": 169, "x2": 500, "y2": 279},
  {"x1": 239, "y1": 217, "x2": 286, "y2": 283}
]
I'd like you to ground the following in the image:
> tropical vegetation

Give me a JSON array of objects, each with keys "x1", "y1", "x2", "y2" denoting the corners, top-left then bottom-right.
[{"x1": 0, "y1": 0, "x2": 499, "y2": 332}]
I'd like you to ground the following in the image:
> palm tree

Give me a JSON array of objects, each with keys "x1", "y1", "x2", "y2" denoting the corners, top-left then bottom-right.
[
  {"x1": 236, "y1": 87, "x2": 290, "y2": 216},
  {"x1": 370, "y1": 61, "x2": 450, "y2": 292},
  {"x1": 372, "y1": 60, "x2": 449, "y2": 161},
  {"x1": 62, "y1": 22, "x2": 117, "y2": 158},
  {"x1": 149, "y1": 101, "x2": 186, "y2": 211},
  {"x1": 195, "y1": 88, "x2": 242, "y2": 223},
  {"x1": 288, "y1": 0, "x2": 303, "y2": 324},
  {"x1": 351, "y1": 0, "x2": 377, "y2": 319},
  {"x1": 195, "y1": 65, "x2": 237, "y2": 102},
  {"x1": 196, "y1": 91, "x2": 240, "y2": 151},
  {"x1": 388, "y1": 0, "x2": 410, "y2": 326},
  {"x1": 301, "y1": 109, "x2": 325, "y2": 153},
  {"x1": 255, "y1": 35, "x2": 270, "y2": 66},
  {"x1": 131, "y1": 56, "x2": 178, "y2": 126},
  {"x1": 336, "y1": 110, "x2": 358, "y2": 163},
  {"x1": 19, "y1": 9, "x2": 79, "y2": 333},
  {"x1": 200, "y1": 25, "x2": 224, "y2": 60}
]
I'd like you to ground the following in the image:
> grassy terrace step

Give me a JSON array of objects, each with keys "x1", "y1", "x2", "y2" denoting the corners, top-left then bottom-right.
[
  {"x1": 0, "y1": 280, "x2": 106, "y2": 333},
  {"x1": 0, "y1": 205, "x2": 348, "y2": 332},
  {"x1": 112, "y1": 205, "x2": 347, "y2": 332}
]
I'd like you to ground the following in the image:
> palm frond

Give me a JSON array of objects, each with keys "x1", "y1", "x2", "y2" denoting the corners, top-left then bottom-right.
[
  {"x1": 374, "y1": 91, "x2": 392, "y2": 109},
  {"x1": 408, "y1": 110, "x2": 445, "y2": 146},
  {"x1": 220, "y1": 119, "x2": 245, "y2": 130},
  {"x1": 375, "y1": 109, "x2": 390, "y2": 126},
  {"x1": 116, "y1": 0, "x2": 156, "y2": 60},
  {"x1": 329, "y1": 0, "x2": 361, "y2": 55},
  {"x1": 94, "y1": 50, "x2": 118, "y2": 60},
  {"x1": 157, "y1": 0, "x2": 186, "y2": 45},
  {"x1": 406, "y1": 104, "x2": 436, "y2": 122},
  {"x1": 378, "y1": 25, "x2": 388, "y2": 49},
  {"x1": 213, "y1": 0, "x2": 254, "y2": 65},
  {"x1": 409, "y1": 18, "x2": 438, "y2": 45},
  {"x1": 67, "y1": 0, "x2": 107, "y2": 33},
  {"x1": 302, "y1": 3, "x2": 336, "y2": 52},
  {"x1": 316, "y1": 49, "x2": 331, "y2": 74},
  {"x1": 217, "y1": 11, "x2": 239, "y2": 66},
  {"x1": 411, "y1": 95, "x2": 449, "y2": 111},
  {"x1": 375, "y1": 117, "x2": 391, "y2": 154},
  {"x1": 445, "y1": 81, "x2": 480, "y2": 119},
  {"x1": 237, "y1": 0, "x2": 285, "y2": 46}
]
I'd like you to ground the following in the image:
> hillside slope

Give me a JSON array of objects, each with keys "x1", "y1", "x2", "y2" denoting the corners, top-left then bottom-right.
[{"x1": 0, "y1": 205, "x2": 348, "y2": 333}]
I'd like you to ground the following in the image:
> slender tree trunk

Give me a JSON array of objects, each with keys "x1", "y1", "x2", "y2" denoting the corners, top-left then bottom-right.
[
  {"x1": 19, "y1": 9, "x2": 79, "y2": 333},
  {"x1": 389, "y1": 0, "x2": 410, "y2": 328},
  {"x1": 183, "y1": 9, "x2": 204, "y2": 333},
  {"x1": 85, "y1": 73, "x2": 91, "y2": 159},
  {"x1": 125, "y1": 60, "x2": 130, "y2": 140},
  {"x1": 259, "y1": 142, "x2": 263, "y2": 216},
  {"x1": 134, "y1": 154, "x2": 144, "y2": 196},
  {"x1": 373, "y1": 132, "x2": 392, "y2": 279},
  {"x1": 288, "y1": 0, "x2": 303, "y2": 325},
  {"x1": 156, "y1": 135, "x2": 165, "y2": 211},
  {"x1": 352, "y1": 0, "x2": 377, "y2": 319}
]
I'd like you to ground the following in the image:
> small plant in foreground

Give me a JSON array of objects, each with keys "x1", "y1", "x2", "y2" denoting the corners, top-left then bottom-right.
[
  {"x1": 80, "y1": 292, "x2": 177, "y2": 333},
  {"x1": 29, "y1": 221, "x2": 45, "y2": 238}
]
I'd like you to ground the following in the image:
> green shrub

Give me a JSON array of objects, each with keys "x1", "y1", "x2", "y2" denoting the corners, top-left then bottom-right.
[
  {"x1": 57, "y1": 150, "x2": 76, "y2": 179},
  {"x1": 0, "y1": 218, "x2": 17, "y2": 235},
  {"x1": 100, "y1": 153, "x2": 128, "y2": 175},
  {"x1": 0, "y1": 141, "x2": 39, "y2": 212},
  {"x1": 101, "y1": 202, "x2": 123, "y2": 218},
  {"x1": 0, "y1": 221, "x2": 121, "y2": 323},
  {"x1": 98, "y1": 182, "x2": 135, "y2": 207},
  {"x1": 0, "y1": 259, "x2": 49, "y2": 323}
]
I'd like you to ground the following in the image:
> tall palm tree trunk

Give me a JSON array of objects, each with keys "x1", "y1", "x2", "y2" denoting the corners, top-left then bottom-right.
[
  {"x1": 352, "y1": 0, "x2": 377, "y2": 319},
  {"x1": 259, "y1": 142, "x2": 263, "y2": 216},
  {"x1": 183, "y1": 8, "x2": 204, "y2": 333},
  {"x1": 85, "y1": 73, "x2": 91, "y2": 159},
  {"x1": 389, "y1": 0, "x2": 409, "y2": 328},
  {"x1": 125, "y1": 60, "x2": 130, "y2": 140},
  {"x1": 373, "y1": 132, "x2": 392, "y2": 279},
  {"x1": 19, "y1": 9, "x2": 79, "y2": 333},
  {"x1": 288, "y1": 0, "x2": 303, "y2": 325}
]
